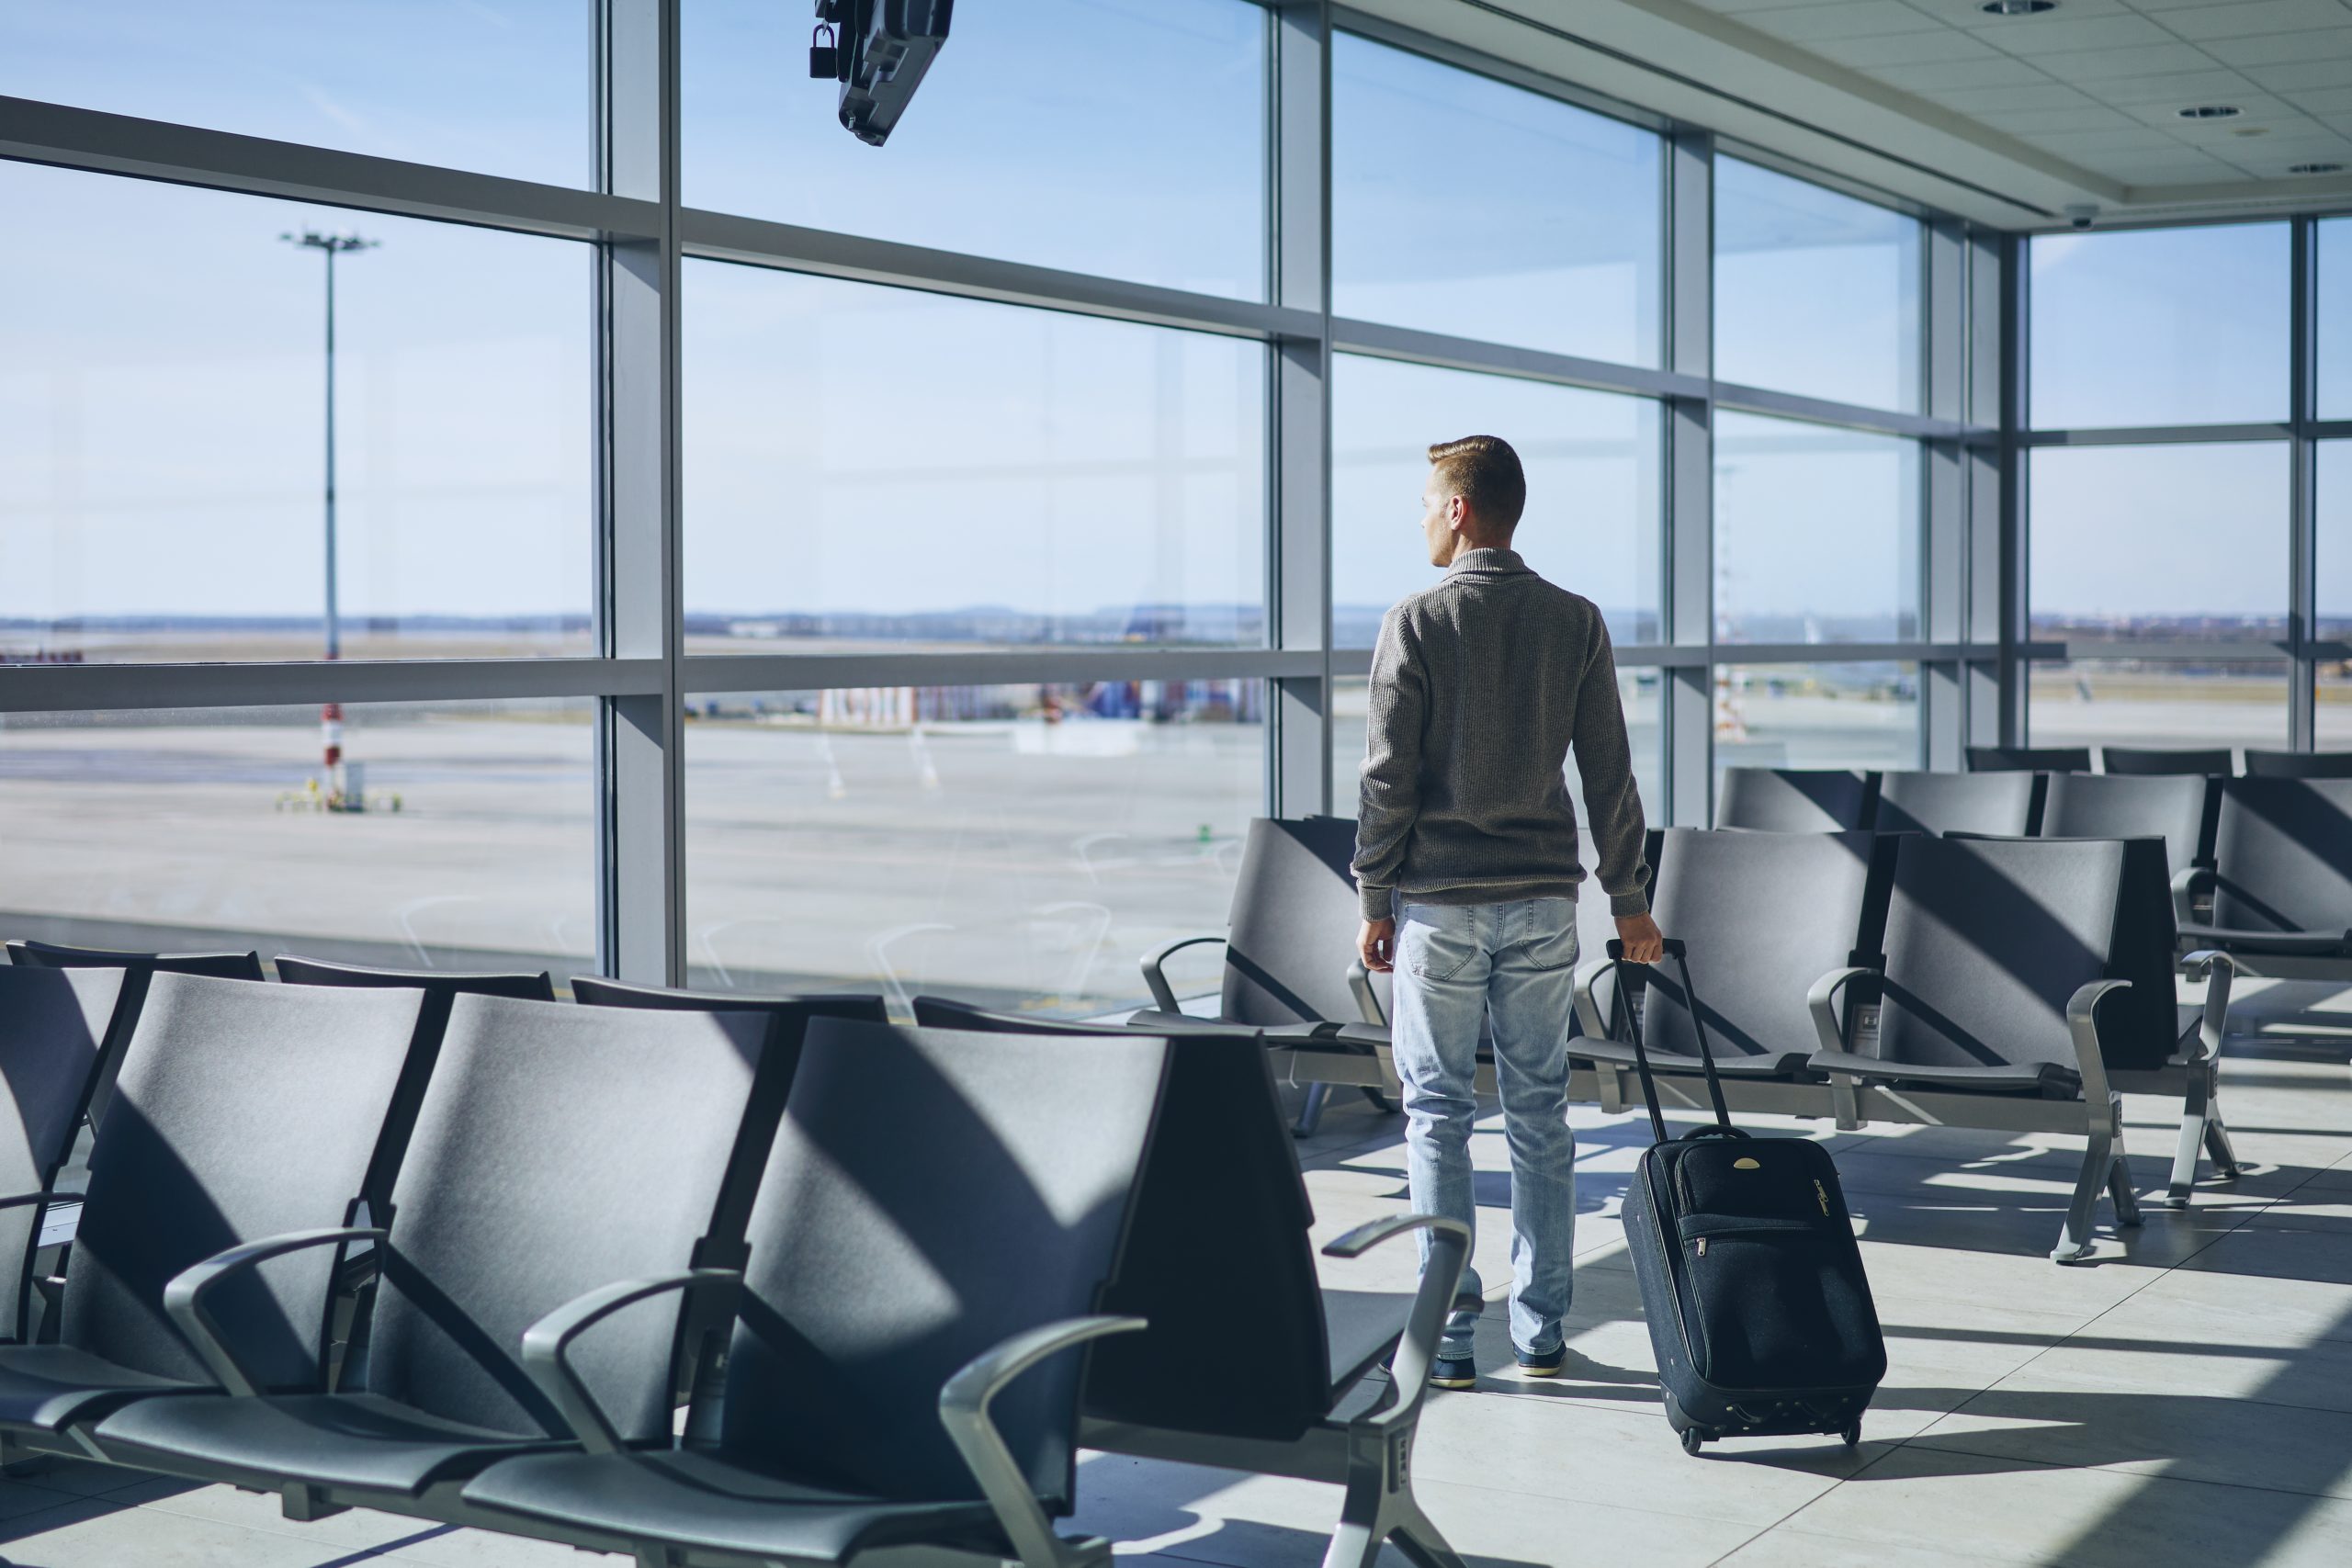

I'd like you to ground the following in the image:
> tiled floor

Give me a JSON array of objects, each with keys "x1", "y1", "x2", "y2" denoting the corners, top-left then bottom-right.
[{"x1": 7, "y1": 986, "x2": 2352, "y2": 1566}]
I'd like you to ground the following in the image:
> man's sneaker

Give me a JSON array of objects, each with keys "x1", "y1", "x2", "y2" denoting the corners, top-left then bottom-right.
[
  {"x1": 1515, "y1": 1345, "x2": 1568, "y2": 1378},
  {"x1": 1429, "y1": 1356, "x2": 1478, "y2": 1390}
]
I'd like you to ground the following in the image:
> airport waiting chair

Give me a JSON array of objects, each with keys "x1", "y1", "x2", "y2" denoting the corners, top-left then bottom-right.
[
  {"x1": 0, "y1": 970, "x2": 125, "y2": 1345},
  {"x1": 911, "y1": 997, "x2": 1471, "y2": 1568},
  {"x1": 0, "y1": 976, "x2": 426, "y2": 1467},
  {"x1": 1806, "y1": 836, "x2": 2147, "y2": 1262},
  {"x1": 1966, "y1": 745, "x2": 2093, "y2": 773},
  {"x1": 5, "y1": 942, "x2": 264, "y2": 1132},
  {"x1": 1571, "y1": 829, "x2": 1893, "y2": 1120},
  {"x1": 1874, "y1": 769, "x2": 2042, "y2": 837},
  {"x1": 1714, "y1": 767, "x2": 1878, "y2": 831},
  {"x1": 454, "y1": 1021, "x2": 1178, "y2": 1568},
  {"x1": 1131, "y1": 816, "x2": 1397, "y2": 1134},
  {"x1": 92, "y1": 993, "x2": 775, "y2": 1527},
  {"x1": 2175, "y1": 777, "x2": 2352, "y2": 1008},
  {"x1": 2038, "y1": 773, "x2": 2214, "y2": 881},
  {"x1": 2243, "y1": 749, "x2": 2352, "y2": 779},
  {"x1": 2102, "y1": 745, "x2": 2233, "y2": 777}
]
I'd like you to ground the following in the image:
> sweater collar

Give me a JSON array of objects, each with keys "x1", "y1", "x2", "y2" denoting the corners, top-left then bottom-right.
[{"x1": 1448, "y1": 546, "x2": 1529, "y2": 577}]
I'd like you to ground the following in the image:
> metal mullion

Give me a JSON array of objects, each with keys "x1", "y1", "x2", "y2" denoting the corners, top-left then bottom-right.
[
  {"x1": 0, "y1": 657, "x2": 661, "y2": 715},
  {"x1": 2003, "y1": 231, "x2": 2028, "y2": 745},
  {"x1": 1330, "y1": 6, "x2": 1671, "y2": 137},
  {"x1": 2293, "y1": 215, "x2": 2319, "y2": 752},
  {"x1": 1923, "y1": 219, "x2": 1964, "y2": 770},
  {"x1": 1708, "y1": 381, "x2": 1989, "y2": 443},
  {"x1": 1330, "y1": 318, "x2": 1699, "y2": 401},
  {"x1": 0, "y1": 95, "x2": 659, "y2": 243},
  {"x1": 681, "y1": 209, "x2": 1313, "y2": 343},
  {"x1": 683, "y1": 650, "x2": 1322, "y2": 697},
  {"x1": 2019, "y1": 423, "x2": 2293, "y2": 447},
  {"x1": 1965, "y1": 228, "x2": 2006, "y2": 750},
  {"x1": 1664, "y1": 129, "x2": 1713, "y2": 829},
  {"x1": 2023, "y1": 641, "x2": 2297, "y2": 663}
]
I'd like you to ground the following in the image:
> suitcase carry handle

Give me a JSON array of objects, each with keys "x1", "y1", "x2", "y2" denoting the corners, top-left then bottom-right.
[{"x1": 1606, "y1": 935, "x2": 1736, "y2": 1144}]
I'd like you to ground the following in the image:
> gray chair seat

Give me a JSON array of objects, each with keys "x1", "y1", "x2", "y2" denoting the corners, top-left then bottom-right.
[
  {"x1": 1321, "y1": 1290, "x2": 1413, "y2": 1398},
  {"x1": 1808, "y1": 1048, "x2": 2079, "y2": 1099},
  {"x1": 0, "y1": 1346, "x2": 200, "y2": 1431},
  {"x1": 1570, "y1": 1035, "x2": 1811, "y2": 1077},
  {"x1": 462, "y1": 1449, "x2": 999, "y2": 1562},
  {"x1": 2177, "y1": 924, "x2": 2352, "y2": 958},
  {"x1": 1128, "y1": 1010, "x2": 1345, "y2": 1047},
  {"x1": 95, "y1": 1392, "x2": 557, "y2": 1495}
]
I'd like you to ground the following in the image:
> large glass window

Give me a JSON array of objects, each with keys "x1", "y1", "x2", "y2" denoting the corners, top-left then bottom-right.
[
  {"x1": 1713, "y1": 159, "x2": 1920, "y2": 413},
  {"x1": 1713, "y1": 413, "x2": 1919, "y2": 644},
  {"x1": 0, "y1": 700, "x2": 595, "y2": 976},
  {"x1": 683, "y1": 265, "x2": 1266, "y2": 650},
  {"x1": 2029, "y1": 443, "x2": 2287, "y2": 640},
  {"x1": 684, "y1": 0, "x2": 1266, "y2": 300},
  {"x1": 1714, "y1": 663, "x2": 1919, "y2": 774},
  {"x1": 2030, "y1": 224, "x2": 2288, "y2": 431},
  {"x1": 2030, "y1": 660, "x2": 2286, "y2": 755},
  {"x1": 1331, "y1": 33, "x2": 1661, "y2": 367},
  {"x1": 0, "y1": 0, "x2": 592, "y2": 188},
  {"x1": 0, "y1": 163, "x2": 594, "y2": 664},
  {"x1": 2326, "y1": 220, "x2": 2352, "y2": 423},
  {"x1": 683, "y1": 682, "x2": 1262, "y2": 1014},
  {"x1": 1331, "y1": 355, "x2": 1661, "y2": 649}
]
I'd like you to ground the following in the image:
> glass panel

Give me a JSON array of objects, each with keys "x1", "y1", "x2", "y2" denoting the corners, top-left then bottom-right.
[
  {"x1": 684, "y1": 0, "x2": 1266, "y2": 300},
  {"x1": 1712, "y1": 413, "x2": 1919, "y2": 644},
  {"x1": 1714, "y1": 662, "x2": 1919, "y2": 774},
  {"x1": 0, "y1": 700, "x2": 595, "y2": 976},
  {"x1": 684, "y1": 264, "x2": 1266, "y2": 649},
  {"x1": 1330, "y1": 33, "x2": 1662, "y2": 366},
  {"x1": 1713, "y1": 159, "x2": 1920, "y2": 413},
  {"x1": 1329, "y1": 670, "x2": 1663, "y2": 824},
  {"x1": 0, "y1": 164, "x2": 594, "y2": 664},
  {"x1": 1330, "y1": 355, "x2": 1661, "y2": 649},
  {"x1": 1, "y1": 0, "x2": 592, "y2": 187},
  {"x1": 2320, "y1": 440, "x2": 2352, "y2": 637},
  {"x1": 683, "y1": 682, "x2": 1262, "y2": 1014},
  {"x1": 2029, "y1": 660, "x2": 2287, "y2": 753},
  {"x1": 2029, "y1": 443, "x2": 2287, "y2": 641},
  {"x1": 2324, "y1": 220, "x2": 2352, "y2": 422},
  {"x1": 2030, "y1": 224, "x2": 2288, "y2": 430}
]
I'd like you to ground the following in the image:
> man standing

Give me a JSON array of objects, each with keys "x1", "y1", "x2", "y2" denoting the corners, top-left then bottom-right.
[{"x1": 1354, "y1": 434, "x2": 1662, "y2": 1390}]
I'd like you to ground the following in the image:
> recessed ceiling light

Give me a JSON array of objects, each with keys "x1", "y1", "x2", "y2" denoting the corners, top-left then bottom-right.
[
  {"x1": 1981, "y1": 0, "x2": 2056, "y2": 13},
  {"x1": 2291, "y1": 163, "x2": 2346, "y2": 175},
  {"x1": 2179, "y1": 105, "x2": 2242, "y2": 120}
]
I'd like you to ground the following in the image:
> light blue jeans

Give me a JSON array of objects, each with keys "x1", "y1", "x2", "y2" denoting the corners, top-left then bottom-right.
[{"x1": 1392, "y1": 897, "x2": 1579, "y2": 1363}]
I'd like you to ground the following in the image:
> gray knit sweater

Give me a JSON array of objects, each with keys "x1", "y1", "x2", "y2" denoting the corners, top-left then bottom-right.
[{"x1": 1352, "y1": 547, "x2": 1651, "y2": 922}]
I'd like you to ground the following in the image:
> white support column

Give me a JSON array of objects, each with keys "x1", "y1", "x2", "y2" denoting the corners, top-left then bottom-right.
[
  {"x1": 1663, "y1": 129, "x2": 1713, "y2": 828},
  {"x1": 2291, "y1": 216, "x2": 2318, "y2": 753},
  {"x1": 1271, "y1": 1, "x2": 1332, "y2": 818},
  {"x1": 1923, "y1": 218, "x2": 1967, "y2": 771}
]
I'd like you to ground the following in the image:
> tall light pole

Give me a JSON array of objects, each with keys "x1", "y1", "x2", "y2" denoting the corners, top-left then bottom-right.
[{"x1": 282, "y1": 229, "x2": 376, "y2": 796}]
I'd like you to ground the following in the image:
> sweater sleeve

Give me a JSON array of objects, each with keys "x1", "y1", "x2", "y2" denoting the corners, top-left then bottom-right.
[
  {"x1": 1573, "y1": 617, "x2": 1652, "y2": 918},
  {"x1": 1351, "y1": 606, "x2": 1426, "y2": 922}
]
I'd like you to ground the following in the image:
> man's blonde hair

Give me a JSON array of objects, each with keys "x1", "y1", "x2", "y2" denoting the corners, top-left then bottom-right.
[{"x1": 1427, "y1": 434, "x2": 1526, "y2": 532}]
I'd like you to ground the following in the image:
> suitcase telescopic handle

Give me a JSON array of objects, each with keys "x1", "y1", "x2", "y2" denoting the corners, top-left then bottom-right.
[{"x1": 1606, "y1": 936, "x2": 1734, "y2": 1142}]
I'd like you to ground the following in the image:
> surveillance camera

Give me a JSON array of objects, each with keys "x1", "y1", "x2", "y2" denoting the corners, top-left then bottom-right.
[{"x1": 2062, "y1": 203, "x2": 2098, "y2": 231}]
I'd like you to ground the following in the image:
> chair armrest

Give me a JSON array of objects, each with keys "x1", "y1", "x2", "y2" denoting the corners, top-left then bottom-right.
[
  {"x1": 2179, "y1": 950, "x2": 2236, "y2": 1064},
  {"x1": 164, "y1": 1226, "x2": 386, "y2": 1397},
  {"x1": 940, "y1": 1315, "x2": 1147, "y2": 1568},
  {"x1": 518, "y1": 1269, "x2": 743, "y2": 1455},
  {"x1": 2065, "y1": 978, "x2": 2131, "y2": 1108},
  {"x1": 2176, "y1": 923, "x2": 2352, "y2": 955},
  {"x1": 1139, "y1": 935, "x2": 1225, "y2": 1015},
  {"x1": 0, "y1": 1192, "x2": 53, "y2": 1214},
  {"x1": 1573, "y1": 957, "x2": 1623, "y2": 1040},
  {"x1": 2171, "y1": 866, "x2": 2211, "y2": 928},
  {"x1": 1807, "y1": 966, "x2": 1875, "y2": 1059},
  {"x1": 1346, "y1": 960, "x2": 1386, "y2": 1027},
  {"x1": 1321, "y1": 1213, "x2": 1474, "y2": 1427}
]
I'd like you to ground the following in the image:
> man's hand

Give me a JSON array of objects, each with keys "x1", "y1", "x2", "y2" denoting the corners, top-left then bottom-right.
[
  {"x1": 1615, "y1": 911, "x2": 1666, "y2": 965},
  {"x1": 1360, "y1": 918, "x2": 1396, "y2": 974}
]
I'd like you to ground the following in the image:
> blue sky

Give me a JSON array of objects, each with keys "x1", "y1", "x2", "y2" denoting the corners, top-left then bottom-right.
[{"x1": 0, "y1": 0, "x2": 2329, "y2": 643}]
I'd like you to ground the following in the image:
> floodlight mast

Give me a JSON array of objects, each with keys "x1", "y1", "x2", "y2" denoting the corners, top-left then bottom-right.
[{"x1": 281, "y1": 229, "x2": 376, "y2": 797}]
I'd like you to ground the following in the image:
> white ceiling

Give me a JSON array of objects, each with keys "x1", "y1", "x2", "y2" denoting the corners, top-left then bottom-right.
[{"x1": 1355, "y1": 0, "x2": 2352, "y2": 230}]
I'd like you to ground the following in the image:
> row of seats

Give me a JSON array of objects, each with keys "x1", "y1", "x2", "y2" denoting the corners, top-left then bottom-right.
[
  {"x1": 0, "y1": 945, "x2": 1472, "y2": 1567},
  {"x1": 1965, "y1": 744, "x2": 2352, "y2": 778},
  {"x1": 1717, "y1": 765, "x2": 2210, "y2": 856}
]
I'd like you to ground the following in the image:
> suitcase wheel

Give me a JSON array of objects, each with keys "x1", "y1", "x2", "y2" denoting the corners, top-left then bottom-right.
[
  {"x1": 1679, "y1": 1427, "x2": 1706, "y2": 1457},
  {"x1": 1841, "y1": 1420, "x2": 1861, "y2": 1449}
]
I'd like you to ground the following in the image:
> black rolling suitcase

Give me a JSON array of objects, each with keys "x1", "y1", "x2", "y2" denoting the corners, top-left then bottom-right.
[{"x1": 1611, "y1": 937, "x2": 1886, "y2": 1455}]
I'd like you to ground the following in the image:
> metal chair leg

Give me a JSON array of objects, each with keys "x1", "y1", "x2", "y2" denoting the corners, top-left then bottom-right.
[
  {"x1": 1293, "y1": 1082, "x2": 1331, "y2": 1139},
  {"x1": 2054, "y1": 1128, "x2": 2113, "y2": 1264},
  {"x1": 1387, "y1": 1503, "x2": 1469, "y2": 1568},
  {"x1": 2109, "y1": 1146, "x2": 2143, "y2": 1228},
  {"x1": 2204, "y1": 1113, "x2": 2240, "y2": 1178}
]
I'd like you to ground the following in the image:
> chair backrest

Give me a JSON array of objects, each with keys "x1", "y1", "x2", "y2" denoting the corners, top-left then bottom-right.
[
  {"x1": 1967, "y1": 745, "x2": 2092, "y2": 773},
  {"x1": 2040, "y1": 773, "x2": 2214, "y2": 876},
  {"x1": 718, "y1": 1021, "x2": 1167, "y2": 1510},
  {"x1": 5, "y1": 942, "x2": 266, "y2": 1129},
  {"x1": 1218, "y1": 818, "x2": 1363, "y2": 1028},
  {"x1": 1714, "y1": 768, "x2": 1877, "y2": 832},
  {"x1": 0, "y1": 969, "x2": 125, "y2": 1342},
  {"x1": 1870, "y1": 836, "x2": 2125, "y2": 1082},
  {"x1": 2244, "y1": 749, "x2": 2352, "y2": 779},
  {"x1": 2102, "y1": 745, "x2": 2233, "y2": 777},
  {"x1": 2211, "y1": 778, "x2": 2352, "y2": 934},
  {"x1": 61, "y1": 975, "x2": 424, "y2": 1389},
  {"x1": 360, "y1": 995, "x2": 771, "y2": 1442},
  {"x1": 910, "y1": 998, "x2": 1328, "y2": 1439},
  {"x1": 1875, "y1": 770, "x2": 2042, "y2": 837},
  {"x1": 1636, "y1": 829, "x2": 1889, "y2": 1066}
]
